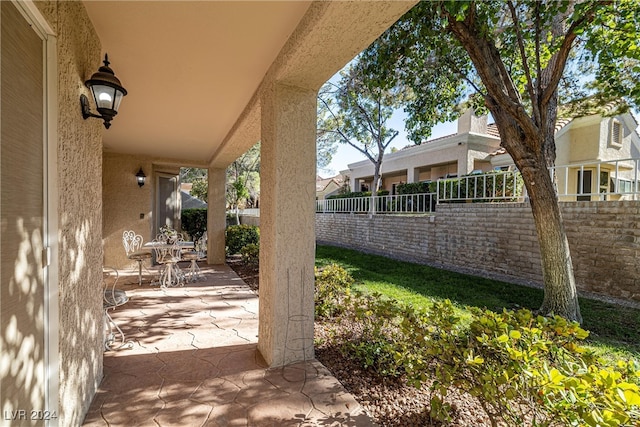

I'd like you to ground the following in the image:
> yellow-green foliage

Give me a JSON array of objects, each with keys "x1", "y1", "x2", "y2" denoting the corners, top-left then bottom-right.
[
  {"x1": 240, "y1": 243, "x2": 259, "y2": 266},
  {"x1": 314, "y1": 264, "x2": 354, "y2": 319},
  {"x1": 317, "y1": 270, "x2": 640, "y2": 426}
]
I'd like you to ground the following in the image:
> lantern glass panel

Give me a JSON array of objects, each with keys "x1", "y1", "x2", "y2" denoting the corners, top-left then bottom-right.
[
  {"x1": 113, "y1": 91, "x2": 124, "y2": 112},
  {"x1": 91, "y1": 85, "x2": 117, "y2": 110}
]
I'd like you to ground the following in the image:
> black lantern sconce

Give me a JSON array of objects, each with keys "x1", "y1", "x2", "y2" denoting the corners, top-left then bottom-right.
[
  {"x1": 81, "y1": 53, "x2": 127, "y2": 129},
  {"x1": 136, "y1": 168, "x2": 146, "y2": 187}
]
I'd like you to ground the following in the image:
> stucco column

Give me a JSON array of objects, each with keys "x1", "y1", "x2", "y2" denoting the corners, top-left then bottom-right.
[
  {"x1": 407, "y1": 167, "x2": 420, "y2": 183},
  {"x1": 207, "y1": 167, "x2": 226, "y2": 264},
  {"x1": 349, "y1": 174, "x2": 357, "y2": 192},
  {"x1": 259, "y1": 82, "x2": 316, "y2": 366}
]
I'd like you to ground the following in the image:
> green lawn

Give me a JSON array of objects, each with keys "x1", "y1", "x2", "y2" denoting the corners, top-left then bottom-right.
[{"x1": 315, "y1": 244, "x2": 640, "y2": 360}]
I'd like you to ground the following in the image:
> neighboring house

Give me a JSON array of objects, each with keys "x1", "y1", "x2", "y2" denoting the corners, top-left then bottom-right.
[
  {"x1": 343, "y1": 107, "x2": 640, "y2": 201},
  {"x1": 343, "y1": 109, "x2": 502, "y2": 194},
  {"x1": 181, "y1": 190, "x2": 208, "y2": 210},
  {"x1": 316, "y1": 174, "x2": 345, "y2": 200}
]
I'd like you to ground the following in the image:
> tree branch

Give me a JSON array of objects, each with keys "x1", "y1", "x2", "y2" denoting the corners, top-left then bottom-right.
[
  {"x1": 508, "y1": 0, "x2": 539, "y2": 123},
  {"x1": 540, "y1": 2, "x2": 603, "y2": 106},
  {"x1": 443, "y1": 4, "x2": 536, "y2": 138}
]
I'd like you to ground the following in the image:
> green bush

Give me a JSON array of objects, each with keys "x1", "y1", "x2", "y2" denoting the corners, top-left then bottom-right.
[
  {"x1": 344, "y1": 292, "x2": 409, "y2": 377},
  {"x1": 314, "y1": 264, "x2": 354, "y2": 319},
  {"x1": 181, "y1": 208, "x2": 207, "y2": 240},
  {"x1": 225, "y1": 225, "x2": 259, "y2": 255},
  {"x1": 317, "y1": 282, "x2": 640, "y2": 426},
  {"x1": 226, "y1": 213, "x2": 239, "y2": 226},
  {"x1": 425, "y1": 307, "x2": 640, "y2": 426},
  {"x1": 240, "y1": 243, "x2": 259, "y2": 266},
  {"x1": 437, "y1": 170, "x2": 524, "y2": 202},
  {"x1": 397, "y1": 182, "x2": 434, "y2": 194}
]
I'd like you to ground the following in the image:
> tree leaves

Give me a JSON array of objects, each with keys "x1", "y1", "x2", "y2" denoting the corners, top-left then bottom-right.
[
  {"x1": 317, "y1": 63, "x2": 405, "y2": 189},
  {"x1": 359, "y1": 0, "x2": 640, "y2": 135}
]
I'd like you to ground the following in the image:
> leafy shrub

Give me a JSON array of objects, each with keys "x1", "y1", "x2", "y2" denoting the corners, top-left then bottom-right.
[
  {"x1": 181, "y1": 208, "x2": 207, "y2": 240},
  {"x1": 425, "y1": 307, "x2": 640, "y2": 426},
  {"x1": 225, "y1": 225, "x2": 259, "y2": 255},
  {"x1": 396, "y1": 181, "x2": 435, "y2": 194},
  {"x1": 316, "y1": 278, "x2": 640, "y2": 426},
  {"x1": 314, "y1": 264, "x2": 354, "y2": 319},
  {"x1": 240, "y1": 243, "x2": 259, "y2": 266},
  {"x1": 437, "y1": 170, "x2": 524, "y2": 202},
  {"x1": 343, "y1": 292, "x2": 409, "y2": 377}
]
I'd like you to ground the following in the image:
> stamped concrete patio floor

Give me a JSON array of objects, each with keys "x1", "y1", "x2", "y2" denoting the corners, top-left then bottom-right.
[{"x1": 83, "y1": 264, "x2": 374, "y2": 427}]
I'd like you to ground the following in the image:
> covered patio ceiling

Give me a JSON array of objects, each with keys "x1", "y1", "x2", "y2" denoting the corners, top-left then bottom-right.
[
  {"x1": 83, "y1": 1, "x2": 416, "y2": 168},
  {"x1": 83, "y1": 1, "x2": 311, "y2": 166}
]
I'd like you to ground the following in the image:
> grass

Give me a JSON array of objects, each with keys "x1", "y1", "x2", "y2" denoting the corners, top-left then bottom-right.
[{"x1": 315, "y1": 244, "x2": 640, "y2": 360}]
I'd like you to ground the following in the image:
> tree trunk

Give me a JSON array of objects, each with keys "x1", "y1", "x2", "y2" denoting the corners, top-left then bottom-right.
[
  {"x1": 370, "y1": 161, "x2": 382, "y2": 215},
  {"x1": 495, "y1": 113, "x2": 582, "y2": 323},
  {"x1": 521, "y1": 164, "x2": 582, "y2": 323},
  {"x1": 443, "y1": 7, "x2": 582, "y2": 323}
]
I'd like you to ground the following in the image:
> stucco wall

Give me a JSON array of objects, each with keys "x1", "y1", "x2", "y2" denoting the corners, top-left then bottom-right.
[
  {"x1": 102, "y1": 153, "x2": 184, "y2": 269},
  {"x1": 316, "y1": 201, "x2": 640, "y2": 305},
  {"x1": 102, "y1": 153, "x2": 154, "y2": 269},
  {"x1": 36, "y1": 1, "x2": 105, "y2": 424}
]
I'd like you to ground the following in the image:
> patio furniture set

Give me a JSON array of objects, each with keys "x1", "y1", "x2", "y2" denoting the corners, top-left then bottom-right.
[{"x1": 103, "y1": 229, "x2": 207, "y2": 349}]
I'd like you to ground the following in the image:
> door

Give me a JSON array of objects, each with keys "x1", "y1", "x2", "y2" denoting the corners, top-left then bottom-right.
[
  {"x1": 156, "y1": 173, "x2": 179, "y2": 234},
  {"x1": 1, "y1": 0, "x2": 47, "y2": 417}
]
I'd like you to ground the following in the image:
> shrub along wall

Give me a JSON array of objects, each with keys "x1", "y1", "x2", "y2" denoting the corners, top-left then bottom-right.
[{"x1": 316, "y1": 200, "x2": 640, "y2": 305}]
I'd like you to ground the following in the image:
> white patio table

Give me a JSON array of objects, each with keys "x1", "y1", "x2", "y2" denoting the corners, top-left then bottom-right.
[{"x1": 143, "y1": 241, "x2": 194, "y2": 287}]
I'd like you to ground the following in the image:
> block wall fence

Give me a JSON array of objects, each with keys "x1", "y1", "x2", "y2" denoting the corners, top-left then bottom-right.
[{"x1": 315, "y1": 201, "x2": 640, "y2": 305}]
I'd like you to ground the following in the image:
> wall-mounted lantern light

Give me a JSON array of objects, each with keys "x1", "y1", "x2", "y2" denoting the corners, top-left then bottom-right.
[
  {"x1": 136, "y1": 168, "x2": 146, "y2": 187},
  {"x1": 80, "y1": 53, "x2": 127, "y2": 129}
]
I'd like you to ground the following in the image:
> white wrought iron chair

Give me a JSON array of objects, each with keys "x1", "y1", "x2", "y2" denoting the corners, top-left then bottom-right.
[
  {"x1": 181, "y1": 233, "x2": 207, "y2": 282},
  {"x1": 122, "y1": 230, "x2": 152, "y2": 285},
  {"x1": 103, "y1": 267, "x2": 132, "y2": 350},
  {"x1": 152, "y1": 233, "x2": 186, "y2": 288}
]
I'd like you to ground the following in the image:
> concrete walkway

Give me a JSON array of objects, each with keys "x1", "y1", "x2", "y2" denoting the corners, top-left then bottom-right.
[{"x1": 83, "y1": 264, "x2": 373, "y2": 427}]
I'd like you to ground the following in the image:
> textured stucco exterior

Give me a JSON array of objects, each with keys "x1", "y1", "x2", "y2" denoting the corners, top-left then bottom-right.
[
  {"x1": 102, "y1": 153, "x2": 155, "y2": 268},
  {"x1": 210, "y1": 1, "x2": 417, "y2": 366},
  {"x1": 206, "y1": 167, "x2": 227, "y2": 265},
  {"x1": 35, "y1": 1, "x2": 105, "y2": 424},
  {"x1": 344, "y1": 113, "x2": 502, "y2": 192},
  {"x1": 554, "y1": 113, "x2": 640, "y2": 201},
  {"x1": 345, "y1": 111, "x2": 639, "y2": 197},
  {"x1": 258, "y1": 83, "x2": 317, "y2": 366},
  {"x1": 102, "y1": 152, "x2": 186, "y2": 268}
]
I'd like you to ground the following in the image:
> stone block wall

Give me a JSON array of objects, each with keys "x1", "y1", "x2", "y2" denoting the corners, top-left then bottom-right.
[{"x1": 316, "y1": 201, "x2": 640, "y2": 304}]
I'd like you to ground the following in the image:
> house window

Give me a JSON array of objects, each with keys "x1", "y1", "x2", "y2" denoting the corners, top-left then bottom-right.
[
  {"x1": 611, "y1": 177, "x2": 633, "y2": 193},
  {"x1": 610, "y1": 119, "x2": 623, "y2": 147}
]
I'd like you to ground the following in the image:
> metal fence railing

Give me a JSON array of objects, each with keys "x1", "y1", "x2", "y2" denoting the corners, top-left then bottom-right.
[
  {"x1": 316, "y1": 192, "x2": 437, "y2": 214},
  {"x1": 551, "y1": 157, "x2": 640, "y2": 201},
  {"x1": 436, "y1": 170, "x2": 525, "y2": 203}
]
